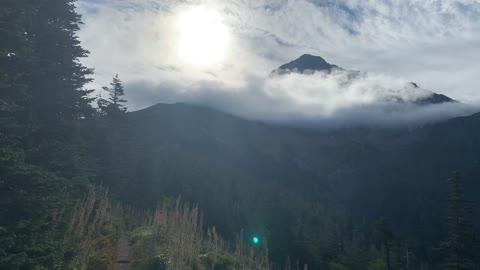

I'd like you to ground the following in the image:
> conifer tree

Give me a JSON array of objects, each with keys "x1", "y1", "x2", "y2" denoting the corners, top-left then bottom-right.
[
  {"x1": 25, "y1": 0, "x2": 94, "y2": 125},
  {"x1": 441, "y1": 172, "x2": 476, "y2": 270},
  {"x1": 0, "y1": 1, "x2": 31, "y2": 114},
  {"x1": 97, "y1": 75, "x2": 129, "y2": 190},
  {"x1": 99, "y1": 74, "x2": 128, "y2": 116},
  {"x1": 19, "y1": 0, "x2": 95, "y2": 178},
  {"x1": 1, "y1": 0, "x2": 96, "y2": 268},
  {"x1": 376, "y1": 219, "x2": 395, "y2": 270}
]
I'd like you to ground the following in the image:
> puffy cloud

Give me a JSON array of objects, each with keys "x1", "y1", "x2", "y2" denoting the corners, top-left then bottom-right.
[
  {"x1": 76, "y1": 0, "x2": 480, "y2": 127},
  {"x1": 122, "y1": 69, "x2": 479, "y2": 128}
]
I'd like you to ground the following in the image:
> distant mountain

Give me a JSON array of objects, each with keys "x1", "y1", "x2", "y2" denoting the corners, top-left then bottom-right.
[
  {"x1": 272, "y1": 54, "x2": 457, "y2": 105},
  {"x1": 272, "y1": 54, "x2": 341, "y2": 75},
  {"x1": 407, "y1": 82, "x2": 457, "y2": 105},
  {"x1": 124, "y1": 102, "x2": 480, "y2": 250}
]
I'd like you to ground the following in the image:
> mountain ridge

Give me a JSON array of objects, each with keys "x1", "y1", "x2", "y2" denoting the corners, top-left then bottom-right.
[
  {"x1": 126, "y1": 102, "x2": 480, "y2": 245},
  {"x1": 271, "y1": 54, "x2": 457, "y2": 105},
  {"x1": 272, "y1": 54, "x2": 341, "y2": 75}
]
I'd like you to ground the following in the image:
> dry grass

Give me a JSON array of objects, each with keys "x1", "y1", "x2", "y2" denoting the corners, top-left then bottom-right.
[
  {"x1": 64, "y1": 185, "x2": 118, "y2": 270},
  {"x1": 61, "y1": 188, "x2": 307, "y2": 270},
  {"x1": 130, "y1": 197, "x2": 307, "y2": 270}
]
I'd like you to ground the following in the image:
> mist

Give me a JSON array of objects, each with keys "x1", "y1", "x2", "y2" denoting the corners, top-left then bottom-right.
[
  {"x1": 76, "y1": 0, "x2": 480, "y2": 128},
  {"x1": 125, "y1": 69, "x2": 479, "y2": 128}
]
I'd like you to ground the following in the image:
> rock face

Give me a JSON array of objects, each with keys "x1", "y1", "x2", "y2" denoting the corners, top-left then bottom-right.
[
  {"x1": 272, "y1": 54, "x2": 457, "y2": 105},
  {"x1": 407, "y1": 82, "x2": 457, "y2": 105},
  {"x1": 272, "y1": 54, "x2": 341, "y2": 75}
]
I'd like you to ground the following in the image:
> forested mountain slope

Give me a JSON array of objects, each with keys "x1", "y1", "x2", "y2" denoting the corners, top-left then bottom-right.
[{"x1": 123, "y1": 103, "x2": 480, "y2": 253}]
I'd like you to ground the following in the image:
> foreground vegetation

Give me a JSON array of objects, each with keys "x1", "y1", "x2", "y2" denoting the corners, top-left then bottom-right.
[
  {"x1": 129, "y1": 198, "x2": 274, "y2": 270},
  {"x1": 58, "y1": 186, "x2": 279, "y2": 270}
]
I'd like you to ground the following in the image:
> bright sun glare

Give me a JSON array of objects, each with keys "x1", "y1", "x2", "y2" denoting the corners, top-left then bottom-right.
[{"x1": 176, "y1": 7, "x2": 230, "y2": 67}]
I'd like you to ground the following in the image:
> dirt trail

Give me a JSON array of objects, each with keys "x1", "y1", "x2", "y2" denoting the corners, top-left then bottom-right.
[{"x1": 116, "y1": 234, "x2": 133, "y2": 270}]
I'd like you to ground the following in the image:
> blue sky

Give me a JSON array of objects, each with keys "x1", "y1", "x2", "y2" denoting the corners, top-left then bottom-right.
[{"x1": 76, "y1": 0, "x2": 480, "y2": 126}]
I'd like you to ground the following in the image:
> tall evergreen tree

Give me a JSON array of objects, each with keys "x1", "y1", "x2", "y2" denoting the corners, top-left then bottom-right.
[
  {"x1": 98, "y1": 74, "x2": 127, "y2": 116},
  {"x1": 0, "y1": 0, "x2": 31, "y2": 151},
  {"x1": 19, "y1": 0, "x2": 95, "y2": 179},
  {"x1": 0, "y1": 1, "x2": 31, "y2": 113},
  {"x1": 96, "y1": 75, "x2": 129, "y2": 190},
  {"x1": 441, "y1": 172, "x2": 477, "y2": 270},
  {"x1": 25, "y1": 0, "x2": 94, "y2": 124},
  {"x1": 1, "y1": 0, "x2": 96, "y2": 268},
  {"x1": 376, "y1": 219, "x2": 395, "y2": 270}
]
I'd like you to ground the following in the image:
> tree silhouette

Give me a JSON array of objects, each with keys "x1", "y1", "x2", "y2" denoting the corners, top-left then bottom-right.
[
  {"x1": 98, "y1": 74, "x2": 127, "y2": 116},
  {"x1": 441, "y1": 172, "x2": 476, "y2": 270},
  {"x1": 376, "y1": 218, "x2": 395, "y2": 270}
]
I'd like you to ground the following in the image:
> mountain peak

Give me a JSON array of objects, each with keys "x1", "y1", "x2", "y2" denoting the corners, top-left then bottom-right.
[
  {"x1": 272, "y1": 54, "x2": 341, "y2": 75},
  {"x1": 271, "y1": 55, "x2": 457, "y2": 106},
  {"x1": 404, "y1": 82, "x2": 457, "y2": 105}
]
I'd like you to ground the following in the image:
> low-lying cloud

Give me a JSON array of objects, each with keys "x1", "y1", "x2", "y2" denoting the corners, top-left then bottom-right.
[
  {"x1": 76, "y1": 0, "x2": 480, "y2": 128},
  {"x1": 125, "y1": 69, "x2": 479, "y2": 128}
]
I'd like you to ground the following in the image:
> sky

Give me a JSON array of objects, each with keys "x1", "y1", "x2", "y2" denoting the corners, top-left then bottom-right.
[{"x1": 76, "y1": 0, "x2": 480, "y2": 127}]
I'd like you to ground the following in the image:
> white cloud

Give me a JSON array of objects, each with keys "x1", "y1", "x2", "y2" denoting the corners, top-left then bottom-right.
[
  {"x1": 76, "y1": 0, "x2": 480, "y2": 126},
  {"x1": 119, "y1": 69, "x2": 479, "y2": 128}
]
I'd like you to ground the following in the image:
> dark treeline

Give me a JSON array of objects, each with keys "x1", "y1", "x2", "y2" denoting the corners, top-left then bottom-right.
[
  {"x1": 0, "y1": 1, "x2": 478, "y2": 270},
  {"x1": 1, "y1": 0, "x2": 96, "y2": 268}
]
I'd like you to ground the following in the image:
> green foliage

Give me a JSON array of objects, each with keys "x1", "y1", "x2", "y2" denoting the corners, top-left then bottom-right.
[
  {"x1": 119, "y1": 102, "x2": 480, "y2": 268},
  {"x1": 367, "y1": 259, "x2": 386, "y2": 270},
  {"x1": 0, "y1": 0, "x2": 98, "y2": 268},
  {"x1": 0, "y1": 145, "x2": 67, "y2": 269},
  {"x1": 441, "y1": 172, "x2": 477, "y2": 270},
  {"x1": 63, "y1": 185, "x2": 119, "y2": 270},
  {"x1": 204, "y1": 253, "x2": 239, "y2": 270},
  {"x1": 375, "y1": 219, "x2": 395, "y2": 270},
  {"x1": 94, "y1": 74, "x2": 131, "y2": 191},
  {"x1": 131, "y1": 227, "x2": 168, "y2": 269},
  {"x1": 144, "y1": 256, "x2": 170, "y2": 270},
  {"x1": 129, "y1": 201, "x2": 273, "y2": 270}
]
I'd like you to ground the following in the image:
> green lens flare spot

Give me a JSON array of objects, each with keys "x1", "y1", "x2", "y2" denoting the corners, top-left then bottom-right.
[{"x1": 252, "y1": 237, "x2": 259, "y2": 244}]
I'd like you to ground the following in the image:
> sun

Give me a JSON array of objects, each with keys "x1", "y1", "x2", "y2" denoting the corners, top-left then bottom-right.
[{"x1": 176, "y1": 7, "x2": 230, "y2": 67}]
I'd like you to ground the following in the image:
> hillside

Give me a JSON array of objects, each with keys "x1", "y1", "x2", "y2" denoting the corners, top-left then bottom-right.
[{"x1": 120, "y1": 103, "x2": 480, "y2": 264}]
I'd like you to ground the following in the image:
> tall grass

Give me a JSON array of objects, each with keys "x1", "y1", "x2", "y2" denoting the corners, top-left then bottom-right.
[
  {"x1": 61, "y1": 187, "x2": 307, "y2": 269},
  {"x1": 63, "y1": 185, "x2": 118, "y2": 270},
  {"x1": 130, "y1": 197, "x2": 307, "y2": 270}
]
